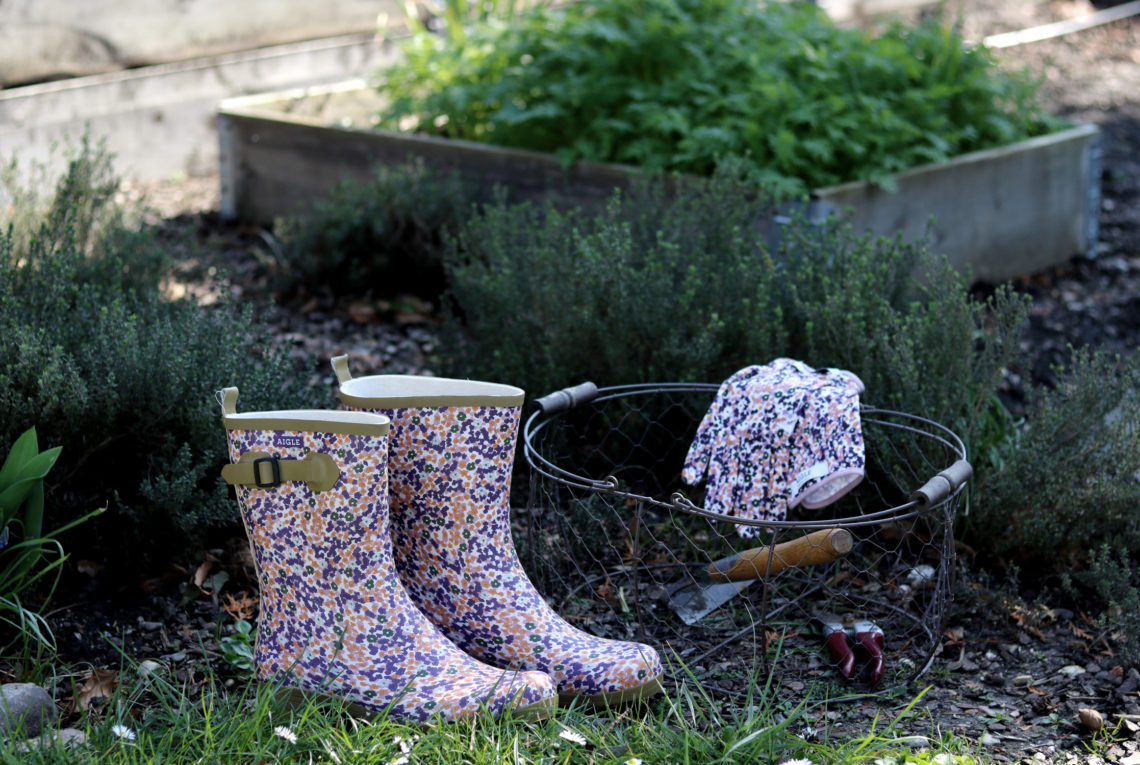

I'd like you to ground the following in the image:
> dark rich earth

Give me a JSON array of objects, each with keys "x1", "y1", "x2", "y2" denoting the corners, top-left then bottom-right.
[{"x1": 30, "y1": 1, "x2": 1140, "y2": 762}]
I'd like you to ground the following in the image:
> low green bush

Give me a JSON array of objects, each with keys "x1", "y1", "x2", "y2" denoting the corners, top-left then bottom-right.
[
  {"x1": 439, "y1": 171, "x2": 1028, "y2": 461},
  {"x1": 1064, "y1": 545, "x2": 1140, "y2": 667},
  {"x1": 958, "y1": 345, "x2": 1140, "y2": 663},
  {"x1": 974, "y1": 348, "x2": 1140, "y2": 568},
  {"x1": 378, "y1": 0, "x2": 1062, "y2": 196},
  {"x1": 1, "y1": 146, "x2": 319, "y2": 568},
  {"x1": 271, "y1": 160, "x2": 478, "y2": 300}
]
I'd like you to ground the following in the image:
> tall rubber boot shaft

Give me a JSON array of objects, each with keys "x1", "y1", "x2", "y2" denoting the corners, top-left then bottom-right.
[
  {"x1": 220, "y1": 397, "x2": 555, "y2": 722},
  {"x1": 334, "y1": 370, "x2": 664, "y2": 703}
]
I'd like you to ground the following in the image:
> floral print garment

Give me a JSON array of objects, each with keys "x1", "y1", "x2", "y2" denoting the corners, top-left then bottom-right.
[{"x1": 682, "y1": 359, "x2": 866, "y2": 537}]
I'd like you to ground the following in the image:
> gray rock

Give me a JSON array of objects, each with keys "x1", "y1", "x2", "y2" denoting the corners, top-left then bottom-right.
[
  {"x1": 0, "y1": 683, "x2": 58, "y2": 740},
  {"x1": 1119, "y1": 668, "x2": 1140, "y2": 695},
  {"x1": 16, "y1": 727, "x2": 87, "y2": 753}
]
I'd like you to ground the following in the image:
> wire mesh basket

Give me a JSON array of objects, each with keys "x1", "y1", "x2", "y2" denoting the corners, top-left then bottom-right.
[{"x1": 521, "y1": 382, "x2": 970, "y2": 696}]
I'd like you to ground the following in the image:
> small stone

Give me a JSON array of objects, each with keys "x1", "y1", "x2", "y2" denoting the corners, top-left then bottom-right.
[
  {"x1": 16, "y1": 727, "x2": 86, "y2": 752},
  {"x1": 1118, "y1": 669, "x2": 1140, "y2": 695},
  {"x1": 979, "y1": 732, "x2": 1000, "y2": 746},
  {"x1": 1058, "y1": 665, "x2": 1087, "y2": 678},
  {"x1": 1011, "y1": 674, "x2": 1034, "y2": 687},
  {"x1": 162, "y1": 651, "x2": 187, "y2": 663},
  {"x1": 897, "y1": 735, "x2": 929, "y2": 748},
  {"x1": 138, "y1": 620, "x2": 164, "y2": 631},
  {"x1": 1078, "y1": 707, "x2": 1104, "y2": 732},
  {"x1": 906, "y1": 565, "x2": 935, "y2": 586},
  {"x1": 0, "y1": 684, "x2": 58, "y2": 739},
  {"x1": 137, "y1": 660, "x2": 164, "y2": 679}
]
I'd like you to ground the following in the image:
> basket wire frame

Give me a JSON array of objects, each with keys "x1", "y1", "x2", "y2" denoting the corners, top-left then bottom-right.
[{"x1": 521, "y1": 383, "x2": 967, "y2": 696}]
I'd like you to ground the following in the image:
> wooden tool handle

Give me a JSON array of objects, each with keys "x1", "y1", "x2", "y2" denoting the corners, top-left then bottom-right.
[{"x1": 707, "y1": 528, "x2": 854, "y2": 583}]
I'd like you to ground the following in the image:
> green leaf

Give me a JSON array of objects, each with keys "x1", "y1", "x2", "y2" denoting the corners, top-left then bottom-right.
[
  {"x1": 23, "y1": 479, "x2": 45, "y2": 540},
  {"x1": 0, "y1": 447, "x2": 61, "y2": 524},
  {"x1": 0, "y1": 428, "x2": 39, "y2": 492}
]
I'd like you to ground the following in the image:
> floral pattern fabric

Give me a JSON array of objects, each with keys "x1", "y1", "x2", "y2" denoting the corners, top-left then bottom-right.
[
  {"x1": 225, "y1": 424, "x2": 556, "y2": 722},
  {"x1": 354, "y1": 398, "x2": 663, "y2": 701},
  {"x1": 682, "y1": 359, "x2": 866, "y2": 537}
]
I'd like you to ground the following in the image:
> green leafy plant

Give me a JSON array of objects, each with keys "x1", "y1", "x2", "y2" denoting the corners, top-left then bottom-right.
[
  {"x1": 271, "y1": 160, "x2": 478, "y2": 299},
  {"x1": 973, "y1": 349, "x2": 1140, "y2": 662},
  {"x1": 440, "y1": 172, "x2": 1027, "y2": 457},
  {"x1": 389, "y1": 0, "x2": 541, "y2": 44},
  {"x1": 377, "y1": 0, "x2": 1062, "y2": 196},
  {"x1": 1, "y1": 142, "x2": 320, "y2": 571},
  {"x1": 0, "y1": 428, "x2": 101, "y2": 652},
  {"x1": 1063, "y1": 545, "x2": 1140, "y2": 668},
  {"x1": 973, "y1": 348, "x2": 1140, "y2": 567},
  {"x1": 218, "y1": 619, "x2": 256, "y2": 677}
]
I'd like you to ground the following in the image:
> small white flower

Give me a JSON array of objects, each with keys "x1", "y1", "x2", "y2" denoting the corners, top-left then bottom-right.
[
  {"x1": 274, "y1": 725, "x2": 298, "y2": 744},
  {"x1": 394, "y1": 734, "x2": 419, "y2": 754},
  {"x1": 558, "y1": 728, "x2": 587, "y2": 746},
  {"x1": 780, "y1": 759, "x2": 817, "y2": 765},
  {"x1": 111, "y1": 724, "x2": 137, "y2": 741},
  {"x1": 385, "y1": 757, "x2": 410, "y2": 765},
  {"x1": 625, "y1": 758, "x2": 643, "y2": 765}
]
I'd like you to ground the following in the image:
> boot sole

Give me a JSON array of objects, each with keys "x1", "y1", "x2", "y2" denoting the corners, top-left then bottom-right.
[
  {"x1": 559, "y1": 673, "x2": 665, "y2": 710},
  {"x1": 274, "y1": 684, "x2": 557, "y2": 722}
]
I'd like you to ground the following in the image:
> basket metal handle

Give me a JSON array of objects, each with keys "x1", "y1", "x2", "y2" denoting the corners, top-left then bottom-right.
[
  {"x1": 532, "y1": 382, "x2": 599, "y2": 415},
  {"x1": 911, "y1": 459, "x2": 973, "y2": 508}
]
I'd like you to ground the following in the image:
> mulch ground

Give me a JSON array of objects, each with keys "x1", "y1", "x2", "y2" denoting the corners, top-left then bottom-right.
[{"x1": 30, "y1": 0, "x2": 1140, "y2": 761}]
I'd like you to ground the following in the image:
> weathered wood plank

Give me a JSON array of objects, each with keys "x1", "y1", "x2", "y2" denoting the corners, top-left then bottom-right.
[
  {"x1": 1, "y1": 37, "x2": 400, "y2": 182},
  {"x1": 219, "y1": 83, "x2": 645, "y2": 221},
  {"x1": 219, "y1": 82, "x2": 1100, "y2": 282},
  {"x1": 0, "y1": 0, "x2": 398, "y2": 86},
  {"x1": 813, "y1": 124, "x2": 1101, "y2": 283}
]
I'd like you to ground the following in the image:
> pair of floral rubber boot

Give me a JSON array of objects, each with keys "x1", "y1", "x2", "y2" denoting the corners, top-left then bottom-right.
[{"x1": 218, "y1": 358, "x2": 663, "y2": 723}]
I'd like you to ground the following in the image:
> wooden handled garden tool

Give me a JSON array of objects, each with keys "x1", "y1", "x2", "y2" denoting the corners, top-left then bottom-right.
[
  {"x1": 706, "y1": 527, "x2": 853, "y2": 583},
  {"x1": 668, "y1": 528, "x2": 854, "y2": 625}
]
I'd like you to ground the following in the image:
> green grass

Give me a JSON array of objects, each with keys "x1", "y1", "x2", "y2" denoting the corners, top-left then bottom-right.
[{"x1": 3, "y1": 652, "x2": 987, "y2": 764}]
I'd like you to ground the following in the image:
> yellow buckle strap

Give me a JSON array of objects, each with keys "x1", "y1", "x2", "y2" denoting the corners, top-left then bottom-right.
[{"x1": 221, "y1": 451, "x2": 340, "y2": 493}]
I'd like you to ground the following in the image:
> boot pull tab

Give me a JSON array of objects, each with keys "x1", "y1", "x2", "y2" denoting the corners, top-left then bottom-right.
[
  {"x1": 217, "y1": 387, "x2": 239, "y2": 416},
  {"x1": 331, "y1": 355, "x2": 352, "y2": 384}
]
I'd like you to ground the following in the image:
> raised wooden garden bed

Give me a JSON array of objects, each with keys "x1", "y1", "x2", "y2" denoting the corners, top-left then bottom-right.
[{"x1": 218, "y1": 81, "x2": 1101, "y2": 283}]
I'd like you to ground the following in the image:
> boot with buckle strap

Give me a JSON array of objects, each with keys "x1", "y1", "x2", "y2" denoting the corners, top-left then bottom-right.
[{"x1": 218, "y1": 387, "x2": 557, "y2": 722}]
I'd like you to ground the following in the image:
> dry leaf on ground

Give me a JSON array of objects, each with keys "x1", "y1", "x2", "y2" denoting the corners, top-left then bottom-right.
[{"x1": 72, "y1": 668, "x2": 119, "y2": 711}]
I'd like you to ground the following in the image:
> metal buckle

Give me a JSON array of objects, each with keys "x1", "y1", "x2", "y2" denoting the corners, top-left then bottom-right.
[{"x1": 252, "y1": 457, "x2": 281, "y2": 489}]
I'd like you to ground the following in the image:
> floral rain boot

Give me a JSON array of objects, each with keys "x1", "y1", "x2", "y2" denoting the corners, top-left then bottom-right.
[
  {"x1": 217, "y1": 387, "x2": 557, "y2": 722},
  {"x1": 331, "y1": 358, "x2": 665, "y2": 706}
]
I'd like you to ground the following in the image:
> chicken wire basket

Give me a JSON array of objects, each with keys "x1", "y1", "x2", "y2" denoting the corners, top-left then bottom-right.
[{"x1": 521, "y1": 382, "x2": 970, "y2": 696}]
